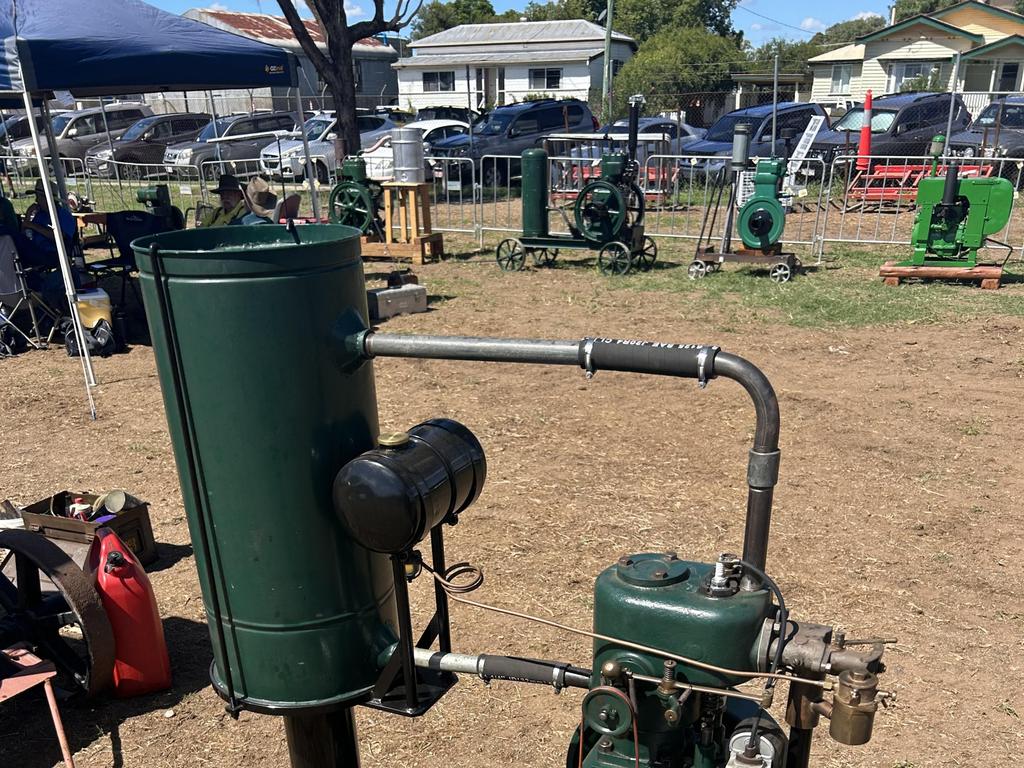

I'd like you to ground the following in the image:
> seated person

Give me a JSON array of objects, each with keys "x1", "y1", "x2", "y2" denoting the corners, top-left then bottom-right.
[
  {"x1": 199, "y1": 174, "x2": 248, "y2": 227},
  {"x1": 241, "y1": 177, "x2": 278, "y2": 225},
  {"x1": 16, "y1": 180, "x2": 76, "y2": 271},
  {"x1": 0, "y1": 190, "x2": 18, "y2": 238}
]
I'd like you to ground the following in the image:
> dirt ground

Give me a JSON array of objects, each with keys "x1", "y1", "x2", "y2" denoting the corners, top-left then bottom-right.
[{"x1": 1, "y1": 250, "x2": 1023, "y2": 768}]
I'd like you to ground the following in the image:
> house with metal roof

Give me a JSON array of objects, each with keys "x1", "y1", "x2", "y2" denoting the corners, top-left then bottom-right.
[
  {"x1": 394, "y1": 20, "x2": 636, "y2": 112},
  {"x1": 808, "y1": 1, "x2": 1024, "y2": 116},
  {"x1": 170, "y1": 8, "x2": 399, "y2": 112}
]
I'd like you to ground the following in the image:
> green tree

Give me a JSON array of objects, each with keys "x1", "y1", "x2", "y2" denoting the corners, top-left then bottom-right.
[
  {"x1": 892, "y1": 0, "x2": 954, "y2": 22},
  {"x1": 277, "y1": 0, "x2": 419, "y2": 156},
  {"x1": 522, "y1": 0, "x2": 599, "y2": 22},
  {"x1": 810, "y1": 15, "x2": 886, "y2": 46},
  {"x1": 612, "y1": 26, "x2": 740, "y2": 115},
  {"x1": 747, "y1": 37, "x2": 823, "y2": 73},
  {"x1": 411, "y1": 0, "x2": 501, "y2": 38},
  {"x1": 612, "y1": 0, "x2": 737, "y2": 44}
]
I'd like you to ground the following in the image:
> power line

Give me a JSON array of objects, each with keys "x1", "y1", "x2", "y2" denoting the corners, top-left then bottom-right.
[{"x1": 735, "y1": 5, "x2": 817, "y2": 36}]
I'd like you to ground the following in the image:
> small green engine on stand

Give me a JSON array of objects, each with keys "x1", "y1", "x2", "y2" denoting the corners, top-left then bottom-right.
[
  {"x1": 880, "y1": 135, "x2": 1015, "y2": 288},
  {"x1": 692, "y1": 125, "x2": 800, "y2": 283},
  {"x1": 904, "y1": 146, "x2": 1013, "y2": 269},
  {"x1": 737, "y1": 160, "x2": 787, "y2": 251},
  {"x1": 328, "y1": 156, "x2": 384, "y2": 235}
]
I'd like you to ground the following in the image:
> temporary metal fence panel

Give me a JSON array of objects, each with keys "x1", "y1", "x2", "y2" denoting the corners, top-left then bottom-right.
[
  {"x1": 2, "y1": 155, "x2": 91, "y2": 204},
  {"x1": 424, "y1": 156, "x2": 476, "y2": 236},
  {"x1": 477, "y1": 154, "x2": 522, "y2": 241},
  {"x1": 817, "y1": 154, "x2": 1024, "y2": 261}
]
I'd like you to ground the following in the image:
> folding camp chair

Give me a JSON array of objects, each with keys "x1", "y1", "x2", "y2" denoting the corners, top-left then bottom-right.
[
  {"x1": 1, "y1": 644, "x2": 77, "y2": 767},
  {"x1": 0, "y1": 234, "x2": 60, "y2": 348},
  {"x1": 86, "y1": 210, "x2": 176, "y2": 306}
]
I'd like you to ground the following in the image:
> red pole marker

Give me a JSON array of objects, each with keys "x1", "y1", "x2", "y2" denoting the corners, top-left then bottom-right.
[{"x1": 857, "y1": 90, "x2": 873, "y2": 172}]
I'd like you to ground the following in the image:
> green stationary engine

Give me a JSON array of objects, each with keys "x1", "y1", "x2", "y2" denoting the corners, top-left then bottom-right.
[
  {"x1": 904, "y1": 155, "x2": 1013, "y2": 269},
  {"x1": 737, "y1": 160, "x2": 787, "y2": 251},
  {"x1": 496, "y1": 94, "x2": 657, "y2": 276},
  {"x1": 328, "y1": 156, "x2": 384, "y2": 234}
]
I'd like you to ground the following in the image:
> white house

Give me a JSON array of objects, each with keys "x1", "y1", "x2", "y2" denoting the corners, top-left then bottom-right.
[{"x1": 394, "y1": 20, "x2": 637, "y2": 112}]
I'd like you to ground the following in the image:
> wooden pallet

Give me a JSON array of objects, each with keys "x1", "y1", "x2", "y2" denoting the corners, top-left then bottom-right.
[
  {"x1": 360, "y1": 233, "x2": 443, "y2": 265},
  {"x1": 879, "y1": 260, "x2": 1002, "y2": 290}
]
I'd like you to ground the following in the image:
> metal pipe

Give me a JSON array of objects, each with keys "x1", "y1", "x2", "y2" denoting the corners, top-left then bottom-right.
[
  {"x1": 284, "y1": 710, "x2": 360, "y2": 768},
  {"x1": 413, "y1": 647, "x2": 591, "y2": 689},
  {"x1": 944, "y1": 53, "x2": 962, "y2": 157},
  {"x1": 362, "y1": 333, "x2": 781, "y2": 571}
]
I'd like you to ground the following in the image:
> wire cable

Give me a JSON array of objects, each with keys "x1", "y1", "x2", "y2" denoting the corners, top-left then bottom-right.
[{"x1": 422, "y1": 560, "x2": 824, "y2": 689}]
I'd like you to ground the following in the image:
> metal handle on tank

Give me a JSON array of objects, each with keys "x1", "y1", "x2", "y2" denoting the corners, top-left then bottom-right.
[{"x1": 358, "y1": 332, "x2": 781, "y2": 575}]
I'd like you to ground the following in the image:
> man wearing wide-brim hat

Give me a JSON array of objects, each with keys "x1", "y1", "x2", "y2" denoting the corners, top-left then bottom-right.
[
  {"x1": 241, "y1": 177, "x2": 278, "y2": 225},
  {"x1": 200, "y1": 174, "x2": 248, "y2": 227}
]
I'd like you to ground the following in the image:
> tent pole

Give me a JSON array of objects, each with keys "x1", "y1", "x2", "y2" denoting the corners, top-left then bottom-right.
[
  {"x1": 294, "y1": 88, "x2": 320, "y2": 220},
  {"x1": 22, "y1": 90, "x2": 97, "y2": 417},
  {"x1": 97, "y1": 97, "x2": 124, "y2": 195},
  {"x1": 39, "y1": 101, "x2": 70, "y2": 204}
]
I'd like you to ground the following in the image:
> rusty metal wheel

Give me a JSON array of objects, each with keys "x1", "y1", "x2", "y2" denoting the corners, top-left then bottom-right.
[{"x1": 0, "y1": 530, "x2": 115, "y2": 696}]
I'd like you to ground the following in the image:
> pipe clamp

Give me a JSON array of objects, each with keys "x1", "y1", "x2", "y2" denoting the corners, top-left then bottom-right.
[{"x1": 747, "y1": 449, "x2": 781, "y2": 488}]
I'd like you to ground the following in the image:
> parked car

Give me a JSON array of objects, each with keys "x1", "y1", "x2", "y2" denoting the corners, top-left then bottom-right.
[
  {"x1": 948, "y1": 97, "x2": 1024, "y2": 160},
  {"x1": 808, "y1": 92, "x2": 970, "y2": 166},
  {"x1": 685, "y1": 102, "x2": 829, "y2": 173},
  {"x1": 11, "y1": 103, "x2": 153, "y2": 173},
  {"x1": 84, "y1": 112, "x2": 210, "y2": 177},
  {"x1": 0, "y1": 112, "x2": 50, "y2": 151},
  {"x1": 416, "y1": 106, "x2": 478, "y2": 124},
  {"x1": 163, "y1": 111, "x2": 297, "y2": 179},
  {"x1": 361, "y1": 119, "x2": 469, "y2": 179},
  {"x1": 431, "y1": 98, "x2": 599, "y2": 186},
  {"x1": 561, "y1": 116, "x2": 706, "y2": 160},
  {"x1": 258, "y1": 112, "x2": 406, "y2": 183}
]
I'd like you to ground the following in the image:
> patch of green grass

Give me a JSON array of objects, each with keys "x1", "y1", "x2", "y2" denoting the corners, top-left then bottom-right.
[
  {"x1": 960, "y1": 418, "x2": 987, "y2": 436},
  {"x1": 611, "y1": 242, "x2": 1024, "y2": 329}
]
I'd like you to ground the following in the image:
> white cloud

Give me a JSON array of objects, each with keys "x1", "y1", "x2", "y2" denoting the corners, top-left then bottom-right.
[
  {"x1": 207, "y1": 1, "x2": 228, "y2": 9},
  {"x1": 345, "y1": 0, "x2": 365, "y2": 16},
  {"x1": 799, "y1": 16, "x2": 826, "y2": 32},
  {"x1": 850, "y1": 11, "x2": 883, "y2": 21},
  {"x1": 750, "y1": 22, "x2": 763, "y2": 31}
]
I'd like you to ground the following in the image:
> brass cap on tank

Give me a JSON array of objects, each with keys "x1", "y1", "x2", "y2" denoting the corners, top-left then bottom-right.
[{"x1": 378, "y1": 432, "x2": 411, "y2": 448}]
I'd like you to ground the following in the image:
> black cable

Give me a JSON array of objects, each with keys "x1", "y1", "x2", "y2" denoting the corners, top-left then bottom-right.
[{"x1": 738, "y1": 558, "x2": 788, "y2": 756}]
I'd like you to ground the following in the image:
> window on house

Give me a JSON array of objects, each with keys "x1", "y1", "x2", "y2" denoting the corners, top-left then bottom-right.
[
  {"x1": 423, "y1": 71, "x2": 455, "y2": 92},
  {"x1": 998, "y1": 62, "x2": 1019, "y2": 92},
  {"x1": 612, "y1": 59, "x2": 625, "y2": 78},
  {"x1": 830, "y1": 64, "x2": 852, "y2": 95},
  {"x1": 890, "y1": 61, "x2": 937, "y2": 91},
  {"x1": 529, "y1": 68, "x2": 562, "y2": 90}
]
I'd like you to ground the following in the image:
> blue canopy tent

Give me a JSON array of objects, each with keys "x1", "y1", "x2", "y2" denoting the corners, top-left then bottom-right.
[{"x1": 0, "y1": 0, "x2": 318, "y2": 416}]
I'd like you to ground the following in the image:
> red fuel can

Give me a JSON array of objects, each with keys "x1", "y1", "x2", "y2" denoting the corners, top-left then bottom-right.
[{"x1": 88, "y1": 528, "x2": 171, "y2": 697}]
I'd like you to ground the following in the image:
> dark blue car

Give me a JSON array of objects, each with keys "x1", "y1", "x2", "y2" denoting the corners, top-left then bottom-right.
[
  {"x1": 948, "y1": 96, "x2": 1024, "y2": 160},
  {"x1": 808, "y1": 92, "x2": 970, "y2": 166},
  {"x1": 684, "y1": 102, "x2": 828, "y2": 173}
]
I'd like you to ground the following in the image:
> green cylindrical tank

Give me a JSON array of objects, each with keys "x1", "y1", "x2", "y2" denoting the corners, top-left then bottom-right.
[
  {"x1": 133, "y1": 225, "x2": 398, "y2": 714},
  {"x1": 521, "y1": 148, "x2": 549, "y2": 238}
]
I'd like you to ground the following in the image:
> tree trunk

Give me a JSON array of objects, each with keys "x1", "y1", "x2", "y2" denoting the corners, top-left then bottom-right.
[{"x1": 327, "y1": 41, "x2": 361, "y2": 159}]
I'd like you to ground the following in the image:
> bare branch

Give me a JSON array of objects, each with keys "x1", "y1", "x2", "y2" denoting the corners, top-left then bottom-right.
[{"x1": 276, "y1": 0, "x2": 333, "y2": 73}]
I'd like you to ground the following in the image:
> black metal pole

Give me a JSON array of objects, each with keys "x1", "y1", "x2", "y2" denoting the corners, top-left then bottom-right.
[
  {"x1": 392, "y1": 556, "x2": 419, "y2": 710},
  {"x1": 284, "y1": 710, "x2": 361, "y2": 768},
  {"x1": 429, "y1": 528, "x2": 452, "y2": 654}
]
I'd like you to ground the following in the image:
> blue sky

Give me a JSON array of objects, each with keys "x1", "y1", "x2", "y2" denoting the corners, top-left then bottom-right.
[{"x1": 151, "y1": 0, "x2": 895, "y2": 46}]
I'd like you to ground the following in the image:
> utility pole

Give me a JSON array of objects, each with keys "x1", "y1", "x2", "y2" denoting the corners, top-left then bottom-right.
[{"x1": 601, "y1": 0, "x2": 615, "y2": 123}]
